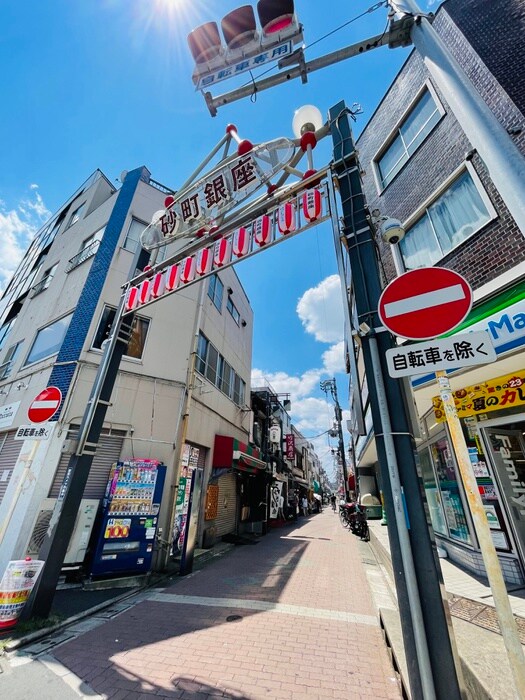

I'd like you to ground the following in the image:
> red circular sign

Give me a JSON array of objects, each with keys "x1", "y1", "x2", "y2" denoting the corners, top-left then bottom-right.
[
  {"x1": 378, "y1": 268, "x2": 473, "y2": 340},
  {"x1": 28, "y1": 386, "x2": 62, "y2": 423}
]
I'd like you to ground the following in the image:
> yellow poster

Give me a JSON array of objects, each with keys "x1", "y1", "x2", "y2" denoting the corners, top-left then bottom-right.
[{"x1": 433, "y1": 370, "x2": 525, "y2": 422}]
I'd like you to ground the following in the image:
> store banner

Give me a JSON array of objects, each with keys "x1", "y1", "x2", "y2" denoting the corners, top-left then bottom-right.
[
  {"x1": 270, "y1": 482, "x2": 283, "y2": 519},
  {"x1": 285, "y1": 433, "x2": 295, "y2": 460},
  {"x1": 0, "y1": 559, "x2": 44, "y2": 629},
  {"x1": 433, "y1": 370, "x2": 525, "y2": 422}
]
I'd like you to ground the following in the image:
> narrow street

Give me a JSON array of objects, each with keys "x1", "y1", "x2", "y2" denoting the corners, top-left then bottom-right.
[{"x1": 1, "y1": 510, "x2": 401, "y2": 699}]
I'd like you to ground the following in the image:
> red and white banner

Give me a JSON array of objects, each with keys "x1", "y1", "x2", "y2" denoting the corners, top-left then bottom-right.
[
  {"x1": 278, "y1": 201, "x2": 296, "y2": 234},
  {"x1": 232, "y1": 226, "x2": 250, "y2": 257},
  {"x1": 253, "y1": 215, "x2": 271, "y2": 247}
]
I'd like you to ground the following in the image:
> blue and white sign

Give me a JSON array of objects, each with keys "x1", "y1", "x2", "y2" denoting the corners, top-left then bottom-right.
[
  {"x1": 196, "y1": 41, "x2": 293, "y2": 91},
  {"x1": 412, "y1": 296, "x2": 525, "y2": 387}
]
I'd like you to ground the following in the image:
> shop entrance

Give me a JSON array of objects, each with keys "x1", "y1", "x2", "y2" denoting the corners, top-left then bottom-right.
[{"x1": 481, "y1": 418, "x2": 525, "y2": 581}]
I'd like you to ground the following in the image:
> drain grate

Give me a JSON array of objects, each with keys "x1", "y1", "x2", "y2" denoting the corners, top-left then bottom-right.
[
  {"x1": 449, "y1": 594, "x2": 525, "y2": 644},
  {"x1": 226, "y1": 614, "x2": 243, "y2": 622}
]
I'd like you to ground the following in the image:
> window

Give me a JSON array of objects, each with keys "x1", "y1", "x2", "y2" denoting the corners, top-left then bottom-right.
[
  {"x1": 0, "y1": 318, "x2": 16, "y2": 352},
  {"x1": 92, "y1": 306, "x2": 150, "y2": 359},
  {"x1": 208, "y1": 274, "x2": 224, "y2": 311},
  {"x1": 0, "y1": 341, "x2": 22, "y2": 380},
  {"x1": 195, "y1": 332, "x2": 245, "y2": 405},
  {"x1": 400, "y1": 169, "x2": 495, "y2": 269},
  {"x1": 24, "y1": 313, "x2": 73, "y2": 366},
  {"x1": 377, "y1": 87, "x2": 442, "y2": 188},
  {"x1": 32, "y1": 263, "x2": 58, "y2": 296},
  {"x1": 123, "y1": 219, "x2": 167, "y2": 262},
  {"x1": 67, "y1": 202, "x2": 86, "y2": 228},
  {"x1": 227, "y1": 297, "x2": 240, "y2": 325}
]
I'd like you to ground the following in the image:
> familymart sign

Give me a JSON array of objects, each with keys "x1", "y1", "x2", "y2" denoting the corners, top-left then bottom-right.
[{"x1": 412, "y1": 295, "x2": 525, "y2": 387}]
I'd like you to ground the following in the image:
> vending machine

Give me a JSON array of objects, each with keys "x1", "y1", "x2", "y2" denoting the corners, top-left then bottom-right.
[{"x1": 90, "y1": 459, "x2": 166, "y2": 578}]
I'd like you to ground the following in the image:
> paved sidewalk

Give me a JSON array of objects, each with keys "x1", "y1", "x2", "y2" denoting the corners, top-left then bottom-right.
[{"x1": 2, "y1": 510, "x2": 401, "y2": 700}]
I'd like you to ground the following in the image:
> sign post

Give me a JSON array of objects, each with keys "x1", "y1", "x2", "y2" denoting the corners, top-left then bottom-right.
[{"x1": 380, "y1": 270, "x2": 525, "y2": 695}]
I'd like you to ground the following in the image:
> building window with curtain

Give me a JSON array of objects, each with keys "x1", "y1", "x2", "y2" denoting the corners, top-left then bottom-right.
[
  {"x1": 92, "y1": 306, "x2": 150, "y2": 359},
  {"x1": 376, "y1": 86, "x2": 443, "y2": 189},
  {"x1": 400, "y1": 169, "x2": 495, "y2": 269}
]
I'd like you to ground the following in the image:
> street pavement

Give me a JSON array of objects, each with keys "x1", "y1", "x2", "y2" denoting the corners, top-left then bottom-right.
[{"x1": 0, "y1": 509, "x2": 401, "y2": 700}]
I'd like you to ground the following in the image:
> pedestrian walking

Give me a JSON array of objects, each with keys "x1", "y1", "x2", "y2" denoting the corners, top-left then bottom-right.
[
  {"x1": 301, "y1": 495, "x2": 308, "y2": 516},
  {"x1": 330, "y1": 494, "x2": 337, "y2": 511}
]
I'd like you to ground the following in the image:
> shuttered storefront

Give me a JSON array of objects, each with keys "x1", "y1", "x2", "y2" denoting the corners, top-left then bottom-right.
[
  {"x1": 0, "y1": 430, "x2": 23, "y2": 507},
  {"x1": 49, "y1": 425, "x2": 126, "y2": 500},
  {"x1": 214, "y1": 471, "x2": 237, "y2": 536}
]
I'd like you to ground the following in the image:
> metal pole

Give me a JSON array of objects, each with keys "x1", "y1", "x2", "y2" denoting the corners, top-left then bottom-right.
[
  {"x1": 399, "y1": 0, "x2": 525, "y2": 234},
  {"x1": 369, "y1": 334, "x2": 436, "y2": 699},
  {"x1": 329, "y1": 100, "x2": 463, "y2": 699},
  {"x1": 436, "y1": 370, "x2": 525, "y2": 697},
  {"x1": 332, "y1": 381, "x2": 351, "y2": 503}
]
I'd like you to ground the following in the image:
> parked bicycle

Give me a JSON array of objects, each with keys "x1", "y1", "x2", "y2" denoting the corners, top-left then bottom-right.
[{"x1": 339, "y1": 501, "x2": 369, "y2": 541}]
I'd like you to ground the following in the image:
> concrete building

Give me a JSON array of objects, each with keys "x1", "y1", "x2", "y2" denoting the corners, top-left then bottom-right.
[
  {"x1": 0, "y1": 165, "x2": 255, "y2": 577},
  {"x1": 354, "y1": 0, "x2": 525, "y2": 582}
]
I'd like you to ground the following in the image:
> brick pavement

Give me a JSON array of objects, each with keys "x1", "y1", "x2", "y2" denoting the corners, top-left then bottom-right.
[{"x1": 50, "y1": 510, "x2": 402, "y2": 700}]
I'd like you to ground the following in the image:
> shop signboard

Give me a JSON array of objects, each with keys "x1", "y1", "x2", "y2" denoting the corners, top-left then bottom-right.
[
  {"x1": 433, "y1": 370, "x2": 525, "y2": 422},
  {"x1": 0, "y1": 559, "x2": 44, "y2": 629},
  {"x1": 386, "y1": 331, "x2": 496, "y2": 378},
  {"x1": 285, "y1": 433, "x2": 295, "y2": 460},
  {"x1": 0, "y1": 401, "x2": 20, "y2": 430}
]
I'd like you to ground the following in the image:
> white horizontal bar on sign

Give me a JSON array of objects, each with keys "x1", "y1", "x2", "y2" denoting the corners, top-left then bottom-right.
[
  {"x1": 31, "y1": 400, "x2": 59, "y2": 409},
  {"x1": 384, "y1": 284, "x2": 466, "y2": 318}
]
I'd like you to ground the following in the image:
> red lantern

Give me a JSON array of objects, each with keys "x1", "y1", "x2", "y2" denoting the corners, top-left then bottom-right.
[
  {"x1": 139, "y1": 279, "x2": 151, "y2": 306},
  {"x1": 232, "y1": 226, "x2": 251, "y2": 257},
  {"x1": 214, "y1": 237, "x2": 232, "y2": 267},
  {"x1": 151, "y1": 271, "x2": 166, "y2": 299},
  {"x1": 278, "y1": 201, "x2": 296, "y2": 234},
  {"x1": 180, "y1": 256, "x2": 196, "y2": 284},
  {"x1": 196, "y1": 246, "x2": 213, "y2": 276},
  {"x1": 165, "y1": 264, "x2": 180, "y2": 291},
  {"x1": 302, "y1": 188, "x2": 322, "y2": 222},
  {"x1": 254, "y1": 215, "x2": 272, "y2": 246},
  {"x1": 125, "y1": 286, "x2": 139, "y2": 312}
]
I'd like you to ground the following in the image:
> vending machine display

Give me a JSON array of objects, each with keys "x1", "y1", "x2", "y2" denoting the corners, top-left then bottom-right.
[{"x1": 90, "y1": 459, "x2": 166, "y2": 578}]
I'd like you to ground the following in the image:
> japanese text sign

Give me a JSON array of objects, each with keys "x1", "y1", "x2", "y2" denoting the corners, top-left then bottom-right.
[
  {"x1": 386, "y1": 331, "x2": 496, "y2": 378},
  {"x1": 285, "y1": 434, "x2": 295, "y2": 460},
  {"x1": 433, "y1": 370, "x2": 525, "y2": 422}
]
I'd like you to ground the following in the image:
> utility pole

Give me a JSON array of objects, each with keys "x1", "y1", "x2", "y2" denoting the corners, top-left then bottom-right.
[
  {"x1": 320, "y1": 378, "x2": 350, "y2": 502},
  {"x1": 329, "y1": 102, "x2": 463, "y2": 700}
]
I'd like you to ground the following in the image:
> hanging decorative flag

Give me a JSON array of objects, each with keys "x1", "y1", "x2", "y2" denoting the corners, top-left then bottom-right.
[
  {"x1": 302, "y1": 189, "x2": 322, "y2": 222},
  {"x1": 254, "y1": 215, "x2": 272, "y2": 246},
  {"x1": 214, "y1": 237, "x2": 232, "y2": 267},
  {"x1": 232, "y1": 227, "x2": 251, "y2": 257},
  {"x1": 278, "y1": 201, "x2": 296, "y2": 234},
  {"x1": 138, "y1": 279, "x2": 151, "y2": 306},
  {"x1": 196, "y1": 246, "x2": 213, "y2": 276}
]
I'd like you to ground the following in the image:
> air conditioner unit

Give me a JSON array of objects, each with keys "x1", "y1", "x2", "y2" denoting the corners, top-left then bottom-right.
[{"x1": 26, "y1": 498, "x2": 100, "y2": 565}]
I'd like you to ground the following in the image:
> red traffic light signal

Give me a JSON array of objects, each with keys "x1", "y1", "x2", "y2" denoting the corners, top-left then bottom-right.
[{"x1": 257, "y1": 0, "x2": 295, "y2": 35}]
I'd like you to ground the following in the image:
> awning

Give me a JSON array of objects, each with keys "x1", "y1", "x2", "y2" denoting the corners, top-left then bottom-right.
[
  {"x1": 212, "y1": 435, "x2": 266, "y2": 475},
  {"x1": 313, "y1": 479, "x2": 321, "y2": 494},
  {"x1": 293, "y1": 477, "x2": 308, "y2": 487}
]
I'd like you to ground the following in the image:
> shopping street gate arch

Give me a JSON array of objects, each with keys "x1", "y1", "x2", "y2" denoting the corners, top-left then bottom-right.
[{"x1": 123, "y1": 171, "x2": 331, "y2": 315}]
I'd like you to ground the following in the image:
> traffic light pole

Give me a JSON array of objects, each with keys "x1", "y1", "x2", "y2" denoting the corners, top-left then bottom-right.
[
  {"x1": 329, "y1": 101, "x2": 463, "y2": 699},
  {"x1": 22, "y1": 245, "x2": 150, "y2": 620}
]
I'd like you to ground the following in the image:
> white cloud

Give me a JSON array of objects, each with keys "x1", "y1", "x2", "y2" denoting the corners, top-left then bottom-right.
[
  {"x1": 296, "y1": 274, "x2": 344, "y2": 343},
  {"x1": 0, "y1": 187, "x2": 51, "y2": 291},
  {"x1": 251, "y1": 367, "x2": 322, "y2": 402},
  {"x1": 322, "y1": 341, "x2": 345, "y2": 375}
]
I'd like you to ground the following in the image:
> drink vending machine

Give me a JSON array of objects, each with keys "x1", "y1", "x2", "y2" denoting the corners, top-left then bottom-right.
[{"x1": 90, "y1": 459, "x2": 166, "y2": 577}]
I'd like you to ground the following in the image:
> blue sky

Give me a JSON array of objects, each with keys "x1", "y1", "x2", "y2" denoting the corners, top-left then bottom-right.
[{"x1": 0, "y1": 1, "x2": 438, "y2": 479}]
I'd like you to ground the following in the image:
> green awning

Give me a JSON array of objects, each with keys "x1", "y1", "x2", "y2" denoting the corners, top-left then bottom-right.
[{"x1": 313, "y1": 480, "x2": 321, "y2": 494}]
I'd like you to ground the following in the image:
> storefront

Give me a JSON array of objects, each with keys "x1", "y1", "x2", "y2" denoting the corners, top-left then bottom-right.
[
  {"x1": 211, "y1": 435, "x2": 267, "y2": 537},
  {"x1": 419, "y1": 369, "x2": 525, "y2": 585}
]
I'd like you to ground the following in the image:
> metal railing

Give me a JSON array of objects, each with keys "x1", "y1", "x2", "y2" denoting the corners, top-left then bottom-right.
[{"x1": 65, "y1": 239, "x2": 100, "y2": 273}]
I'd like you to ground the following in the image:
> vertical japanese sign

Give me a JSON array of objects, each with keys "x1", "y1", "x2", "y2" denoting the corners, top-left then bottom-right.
[{"x1": 285, "y1": 433, "x2": 295, "y2": 460}]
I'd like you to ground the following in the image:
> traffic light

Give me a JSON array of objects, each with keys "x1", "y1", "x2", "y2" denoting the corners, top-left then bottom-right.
[
  {"x1": 257, "y1": 0, "x2": 295, "y2": 36},
  {"x1": 221, "y1": 6, "x2": 257, "y2": 50},
  {"x1": 187, "y1": 22, "x2": 222, "y2": 64}
]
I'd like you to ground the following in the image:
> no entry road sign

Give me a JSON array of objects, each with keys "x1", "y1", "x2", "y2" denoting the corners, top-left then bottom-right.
[
  {"x1": 27, "y1": 386, "x2": 62, "y2": 423},
  {"x1": 378, "y1": 267, "x2": 473, "y2": 340}
]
